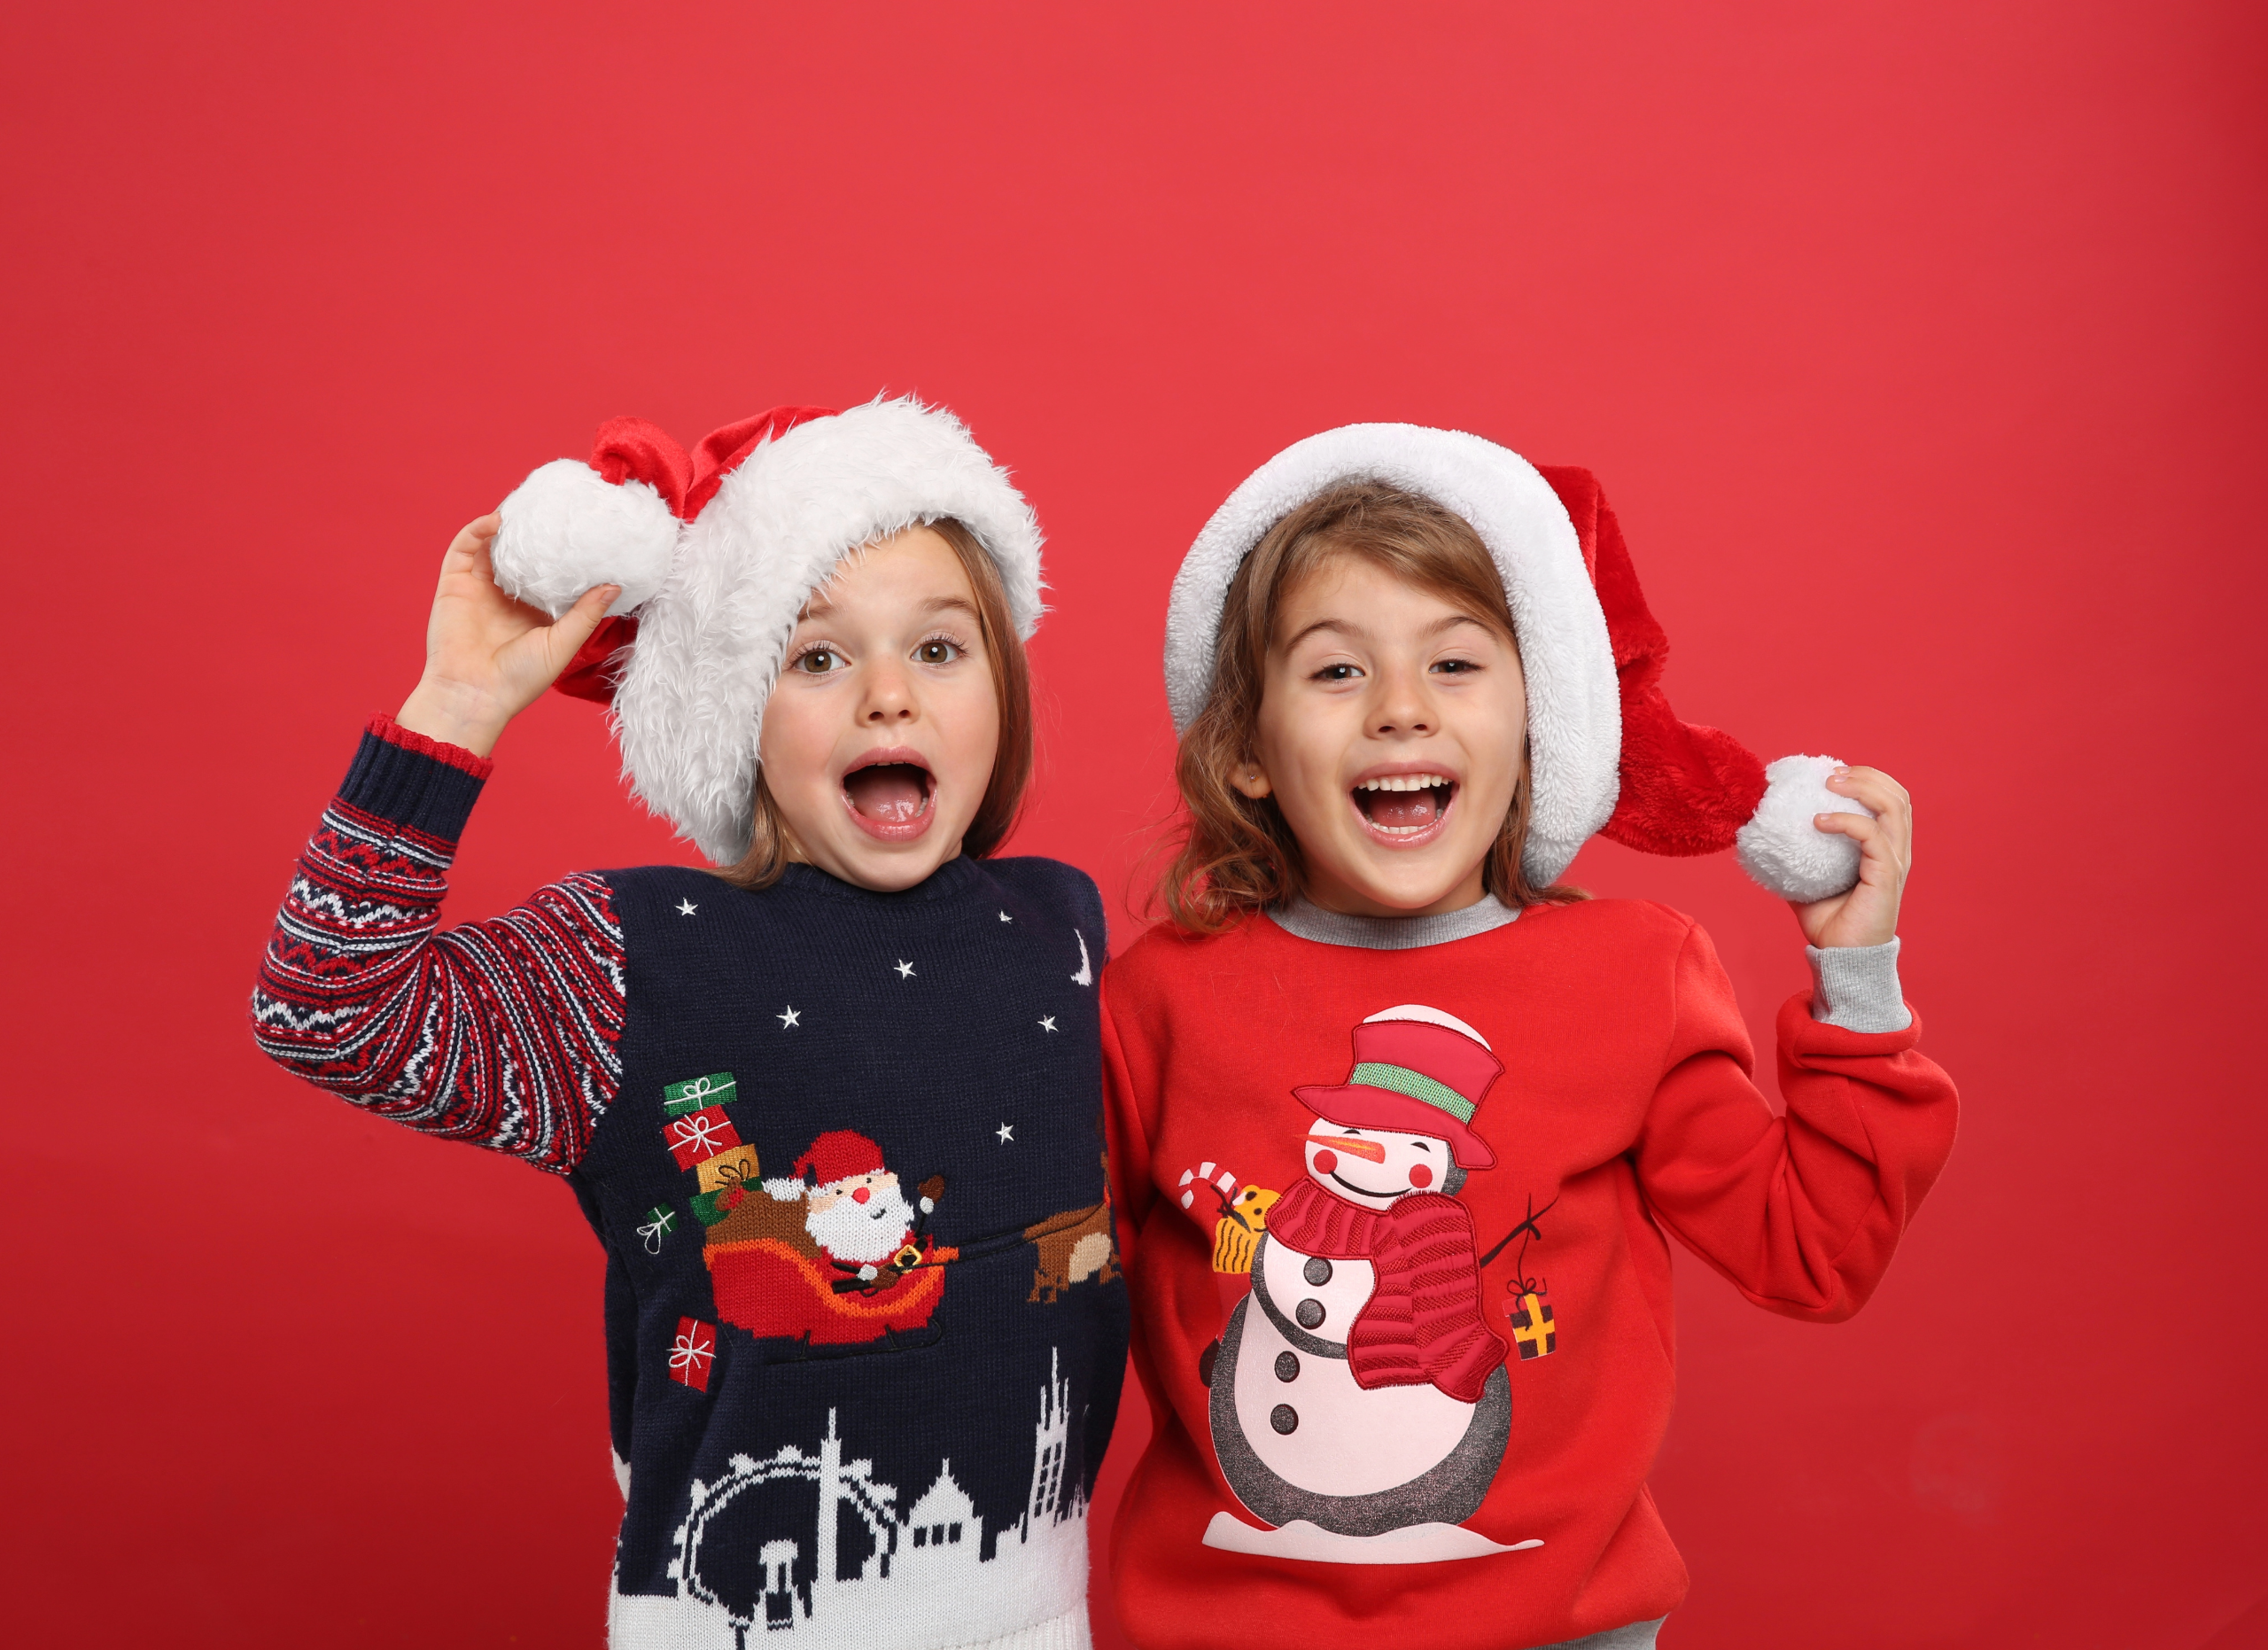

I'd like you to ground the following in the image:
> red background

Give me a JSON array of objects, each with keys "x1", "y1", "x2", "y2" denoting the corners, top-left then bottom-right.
[{"x1": 4, "y1": 4, "x2": 2262, "y2": 1646}]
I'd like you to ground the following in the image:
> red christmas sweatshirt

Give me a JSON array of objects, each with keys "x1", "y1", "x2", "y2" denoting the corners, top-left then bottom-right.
[{"x1": 1099, "y1": 898, "x2": 1957, "y2": 1650}]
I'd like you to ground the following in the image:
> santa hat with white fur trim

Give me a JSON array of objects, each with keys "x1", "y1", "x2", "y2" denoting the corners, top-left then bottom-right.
[
  {"x1": 1162, "y1": 424, "x2": 1865, "y2": 901},
  {"x1": 489, "y1": 397, "x2": 1044, "y2": 866}
]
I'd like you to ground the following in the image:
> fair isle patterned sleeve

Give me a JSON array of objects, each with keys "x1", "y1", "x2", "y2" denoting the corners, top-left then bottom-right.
[{"x1": 252, "y1": 717, "x2": 625, "y2": 1172}]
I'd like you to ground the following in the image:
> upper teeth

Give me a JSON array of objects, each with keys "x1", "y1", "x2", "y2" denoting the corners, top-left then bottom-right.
[{"x1": 1357, "y1": 774, "x2": 1450, "y2": 791}]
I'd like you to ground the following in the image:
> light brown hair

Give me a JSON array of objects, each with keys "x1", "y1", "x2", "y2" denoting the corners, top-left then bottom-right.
[
  {"x1": 719, "y1": 518, "x2": 1033, "y2": 891},
  {"x1": 1154, "y1": 480, "x2": 1586, "y2": 933}
]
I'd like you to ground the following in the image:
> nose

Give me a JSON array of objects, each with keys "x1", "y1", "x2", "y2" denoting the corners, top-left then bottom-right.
[
  {"x1": 859, "y1": 658, "x2": 917, "y2": 725},
  {"x1": 851, "y1": 1185, "x2": 872, "y2": 1204},
  {"x1": 1370, "y1": 659, "x2": 1433, "y2": 736}
]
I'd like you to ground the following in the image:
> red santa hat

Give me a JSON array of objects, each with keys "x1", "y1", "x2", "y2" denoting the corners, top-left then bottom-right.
[
  {"x1": 791, "y1": 1129, "x2": 889, "y2": 1190},
  {"x1": 1294, "y1": 1005, "x2": 1505, "y2": 1170},
  {"x1": 487, "y1": 398, "x2": 1045, "y2": 867},
  {"x1": 1161, "y1": 424, "x2": 1868, "y2": 901}
]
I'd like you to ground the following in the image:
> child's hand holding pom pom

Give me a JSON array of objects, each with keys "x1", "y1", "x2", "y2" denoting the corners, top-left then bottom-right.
[
  {"x1": 1791, "y1": 764, "x2": 1914, "y2": 949},
  {"x1": 394, "y1": 514, "x2": 621, "y2": 758}
]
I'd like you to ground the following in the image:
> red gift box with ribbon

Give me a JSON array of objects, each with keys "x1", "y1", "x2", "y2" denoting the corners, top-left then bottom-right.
[
  {"x1": 662, "y1": 1107, "x2": 741, "y2": 1169},
  {"x1": 670, "y1": 1316, "x2": 717, "y2": 1392}
]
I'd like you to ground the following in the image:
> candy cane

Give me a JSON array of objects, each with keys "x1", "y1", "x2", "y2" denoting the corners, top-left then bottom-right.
[{"x1": 1177, "y1": 1162, "x2": 1242, "y2": 1211}]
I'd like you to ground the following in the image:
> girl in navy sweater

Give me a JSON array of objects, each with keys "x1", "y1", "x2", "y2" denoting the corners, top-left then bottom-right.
[{"x1": 254, "y1": 401, "x2": 1126, "y2": 1650}]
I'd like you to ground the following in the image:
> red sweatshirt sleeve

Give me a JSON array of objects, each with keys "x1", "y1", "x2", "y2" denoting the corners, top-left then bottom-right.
[
  {"x1": 1099, "y1": 976, "x2": 1158, "y2": 1263},
  {"x1": 250, "y1": 718, "x2": 626, "y2": 1173},
  {"x1": 1631, "y1": 919, "x2": 1958, "y2": 1320}
]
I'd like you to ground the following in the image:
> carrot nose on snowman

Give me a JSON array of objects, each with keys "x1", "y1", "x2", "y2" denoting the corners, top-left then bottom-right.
[{"x1": 1305, "y1": 1133, "x2": 1387, "y2": 1163}]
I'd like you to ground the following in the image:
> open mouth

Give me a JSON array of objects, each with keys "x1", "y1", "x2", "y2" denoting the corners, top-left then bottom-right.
[
  {"x1": 842, "y1": 749, "x2": 936, "y2": 842},
  {"x1": 1349, "y1": 771, "x2": 1456, "y2": 844}
]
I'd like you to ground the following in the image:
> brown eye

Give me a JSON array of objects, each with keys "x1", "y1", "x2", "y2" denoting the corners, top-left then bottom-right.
[
  {"x1": 798, "y1": 649, "x2": 838, "y2": 673},
  {"x1": 916, "y1": 641, "x2": 960, "y2": 665}
]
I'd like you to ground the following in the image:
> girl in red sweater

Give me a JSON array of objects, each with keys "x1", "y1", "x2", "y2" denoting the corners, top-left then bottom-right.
[{"x1": 1099, "y1": 427, "x2": 1957, "y2": 1650}]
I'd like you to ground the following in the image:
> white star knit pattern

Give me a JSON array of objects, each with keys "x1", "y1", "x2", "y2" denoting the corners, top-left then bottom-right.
[
  {"x1": 997, "y1": 1123, "x2": 1014, "y2": 1143},
  {"x1": 676, "y1": 899, "x2": 697, "y2": 916},
  {"x1": 896, "y1": 960, "x2": 916, "y2": 979},
  {"x1": 1038, "y1": 1016, "x2": 1057, "y2": 1033},
  {"x1": 778, "y1": 1007, "x2": 800, "y2": 1029}
]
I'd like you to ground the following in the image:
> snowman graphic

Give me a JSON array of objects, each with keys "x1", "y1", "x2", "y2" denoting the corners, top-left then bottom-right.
[{"x1": 1198, "y1": 1006, "x2": 1542, "y2": 1565}]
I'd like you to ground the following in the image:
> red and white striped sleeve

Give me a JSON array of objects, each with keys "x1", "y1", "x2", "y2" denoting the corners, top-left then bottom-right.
[{"x1": 252, "y1": 717, "x2": 626, "y2": 1172}]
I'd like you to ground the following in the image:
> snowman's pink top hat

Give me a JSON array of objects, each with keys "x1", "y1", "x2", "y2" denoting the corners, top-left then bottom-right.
[{"x1": 1293, "y1": 1006, "x2": 1504, "y2": 1170}]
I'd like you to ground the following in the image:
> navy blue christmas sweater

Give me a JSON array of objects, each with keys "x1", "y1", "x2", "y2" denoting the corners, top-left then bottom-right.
[{"x1": 253, "y1": 720, "x2": 1129, "y2": 1650}]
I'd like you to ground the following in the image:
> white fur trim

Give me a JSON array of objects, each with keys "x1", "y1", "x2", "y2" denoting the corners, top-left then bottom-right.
[
  {"x1": 614, "y1": 398, "x2": 1045, "y2": 865},
  {"x1": 1163, "y1": 424, "x2": 1620, "y2": 886},
  {"x1": 493, "y1": 460, "x2": 680, "y2": 619},
  {"x1": 1735, "y1": 754, "x2": 1869, "y2": 901}
]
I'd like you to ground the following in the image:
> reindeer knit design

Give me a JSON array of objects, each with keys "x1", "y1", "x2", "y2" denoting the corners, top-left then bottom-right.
[{"x1": 253, "y1": 720, "x2": 1128, "y2": 1648}]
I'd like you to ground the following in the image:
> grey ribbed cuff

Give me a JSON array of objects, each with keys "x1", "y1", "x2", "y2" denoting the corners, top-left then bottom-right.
[
  {"x1": 1546, "y1": 1618, "x2": 1665, "y2": 1650},
  {"x1": 1806, "y1": 938, "x2": 1911, "y2": 1033}
]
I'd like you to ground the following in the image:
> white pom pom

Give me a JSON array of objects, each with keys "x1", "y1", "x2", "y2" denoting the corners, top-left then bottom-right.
[
  {"x1": 492, "y1": 459, "x2": 680, "y2": 619},
  {"x1": 1735, "y1": 753, "x2": 1871, "y2": 902}
]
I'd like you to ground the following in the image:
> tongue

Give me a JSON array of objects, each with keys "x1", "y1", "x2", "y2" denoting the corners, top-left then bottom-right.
[
  {"x1": 846, "y1": 764, "x2": 927, "y2": 822},
  {"x1": 1363, "y1": 789, "x2": 1441, "y2": 829}
]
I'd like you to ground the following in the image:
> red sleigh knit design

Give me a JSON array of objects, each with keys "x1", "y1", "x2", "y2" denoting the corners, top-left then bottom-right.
[{"x1": 252, "y1": 726, "x2": 625, "y2": 1170}]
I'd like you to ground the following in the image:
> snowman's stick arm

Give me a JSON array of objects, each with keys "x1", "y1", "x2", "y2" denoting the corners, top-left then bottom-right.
[{"x1": 1477, "y1": 1195, "x2": 1560, "y2": 1268}]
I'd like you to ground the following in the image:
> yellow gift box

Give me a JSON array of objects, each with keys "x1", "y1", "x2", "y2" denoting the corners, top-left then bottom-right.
[{"x1": 695, "y1": 1143, "x2": 760, "y2": 1193}]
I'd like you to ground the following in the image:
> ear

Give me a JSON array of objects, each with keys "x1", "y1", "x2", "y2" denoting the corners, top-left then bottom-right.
[{"x1": 1230, "y1": 761, "x2": 1273, "y2": 800}]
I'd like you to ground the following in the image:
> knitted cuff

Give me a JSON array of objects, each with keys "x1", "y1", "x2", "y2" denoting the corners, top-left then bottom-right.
[
  {"x1": 337, "y1": 715, "x2": 493, "y2": 844},
  {"x1": 1806, "y1": 938, "x2": 1912, "y2": 1034}
]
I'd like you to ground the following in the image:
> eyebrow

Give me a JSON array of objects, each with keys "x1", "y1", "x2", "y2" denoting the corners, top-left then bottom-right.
[
  {"x1": 1280, "y1": 611, "x2": 1494, "y2": 651},
  {"x1": 798, "y1": 593, "x2": 983, "y2": 625}
]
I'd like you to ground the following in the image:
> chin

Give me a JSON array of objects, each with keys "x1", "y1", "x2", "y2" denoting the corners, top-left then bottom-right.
[
  {"x1": 1324, "y1": 836, "x2": 1488, "y2": 912},
  {"x1": 833, "y1": 838, "x2": 961, "y2": 891}
]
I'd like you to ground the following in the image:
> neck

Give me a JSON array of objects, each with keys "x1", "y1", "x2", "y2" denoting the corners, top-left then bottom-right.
[{"x1": 1297, "y1": 865, "x2": 1488, "y2": 921}]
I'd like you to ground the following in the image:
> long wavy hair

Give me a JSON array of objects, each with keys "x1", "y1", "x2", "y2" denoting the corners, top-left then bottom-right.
[
  {"x1": 1153, "y1": 480, "x2": 1586, "y2": 933},
  {"x1": 720, "y1": 518, "x2": 1033, "y2": 891}
]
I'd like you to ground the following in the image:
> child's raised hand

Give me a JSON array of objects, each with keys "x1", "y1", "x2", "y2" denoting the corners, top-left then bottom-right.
[
  {"x1": 1791, "y1": 765, "x2": 1913, "y2": 949},
  {"x1": 393, "y1": 514, "x2": 619, "y2": 759}
]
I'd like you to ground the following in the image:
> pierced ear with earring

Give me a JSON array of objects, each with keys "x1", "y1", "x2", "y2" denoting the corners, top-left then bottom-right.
[{"x1": 1232, "y1": 762, "x2": 1272, "y2": 800}]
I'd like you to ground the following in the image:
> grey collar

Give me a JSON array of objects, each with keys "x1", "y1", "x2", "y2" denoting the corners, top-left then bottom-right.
[{"x1": 1267, "y1": 891, "x2": 1520, "y2": 950}]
